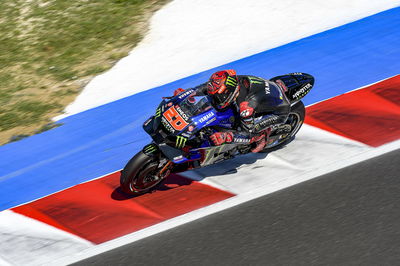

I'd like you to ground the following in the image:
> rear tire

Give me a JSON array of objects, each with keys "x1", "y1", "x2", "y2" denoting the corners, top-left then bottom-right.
[
  {"x1": 120, "y1": 151, "x2": 164, "y2": 195},
  {"x1": 263, "y1": 101, "x2": 305, "y2": 151}
]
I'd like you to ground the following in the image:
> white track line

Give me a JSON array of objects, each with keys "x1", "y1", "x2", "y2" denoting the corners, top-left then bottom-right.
[{"x1": 53, "y1": 139, "x2": 400, "y2": 266}]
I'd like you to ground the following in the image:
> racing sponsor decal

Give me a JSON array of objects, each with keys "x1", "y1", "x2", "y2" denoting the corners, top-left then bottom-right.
[
  {"x1": 239, "y1": 101, "x2": 254, "y2": 118},
  {"x1": 292, "y1": 83, "x2": 312, "y2": 99},
  {"x1": 290, "y1": 72, "x2": 303, "y2": 75},
  {"x1": 254, "y1": 115, "x2": 279, "y2": 131},
  {"x1": 143, "y1": 144, "x2": 158, "y2": 154},
  {"x1": 240, "y1": 110, "x2": 250, "y2": 117},
  {"x1": 218, "y1": 117, "x2": 234, "y2": 128},
  {"x1": 233, "y1": 135, "x2": 251, "y2": 143},
  {"x1": 188, "y1": 125, "x2": 195, "y2": 132},
  {"x1": 173, "y1": 155, "x2": 184, "y2": 161},
  {"x1": 175, "y1": 106, "x2": 189, "y2": 121},
  {"x1": 176, "y1": 136, "x2": 187, "y2": 149},
  {"x1": 275, "y1": 79, "x2": 288, "y2": 92},
  {"x1": 219, "y1": 123, "x2": 233, "y2": 128},
  {"x1": 181, "y1": 132, "x2": 191, "y2": 138},
  {"x1": 178, "y1": 89, "x2": 194, "y2": 99},
  {"x1": 264, "y1": 84, "x2": 270, "y2": 94},
  {"x1": 155, "y1": 107, "x2": 161, "y2": 117},
  {"x1": 248, "y1": 77, "x2": 264, "y2": 85},
  {"x1": 205, "y1": 117, "x2": 216, "y2": 125},
  {"x1": 199, "y1": 111, "x2": 215, "y2": 123},
  {"x1": 226, "y1": 76, "x2": 238, "y2": 87},
  {"x1": 163, "y1": 106, "x2": 189, "y2": 131},
  {"x1": 161, "y1": 117, "x2": 175, "y2": 133}
]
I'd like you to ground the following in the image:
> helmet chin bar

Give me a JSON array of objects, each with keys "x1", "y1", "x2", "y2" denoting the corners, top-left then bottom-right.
[{"x1": 215, "y1": 85, "x2": 239, "y2": 109}]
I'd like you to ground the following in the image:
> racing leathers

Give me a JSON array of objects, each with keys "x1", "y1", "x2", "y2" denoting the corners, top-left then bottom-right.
[{"x1": 176, "y1": 75, "x2": 291, "y2": 152}]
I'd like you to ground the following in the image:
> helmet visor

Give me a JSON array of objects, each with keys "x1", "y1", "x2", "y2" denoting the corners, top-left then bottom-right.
[{"x1": 211, "y1": 89, "x2": 230, "y2": 109}]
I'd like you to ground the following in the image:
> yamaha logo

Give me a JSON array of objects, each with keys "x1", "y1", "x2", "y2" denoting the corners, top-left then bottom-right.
[{"x1": 199, "y1": 112, "x2": 215, "y2": 123}]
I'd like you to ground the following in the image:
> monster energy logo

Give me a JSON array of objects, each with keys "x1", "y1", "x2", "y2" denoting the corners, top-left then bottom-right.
[
  {"x1": 155, "y1": 108, "x2": 161, "y2": 117},
  {"x1": 226, "y1": 76, "x2": 238, "y2": 87},
  {"x1": 176, "y1": 136, "x2": 187, "y2": 149},
  {"x1": 143, "y1": 144, "x2": 157, "y2": 154},
  {"x1": 249, "y1": 77, "x2": 263, "y2": 84}
]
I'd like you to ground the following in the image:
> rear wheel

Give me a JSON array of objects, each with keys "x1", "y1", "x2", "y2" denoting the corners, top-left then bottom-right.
[
  {"x1": 120, "y1": 151, "x2": 168, "y2": 195},
  {"x1": 263, "y1": 101, "x2": 305, "y2": 151}
]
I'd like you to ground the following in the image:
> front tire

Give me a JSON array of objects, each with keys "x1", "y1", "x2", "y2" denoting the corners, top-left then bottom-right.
[{"x1": 120, "y1": 151, "x2": 165, "y2": 195}]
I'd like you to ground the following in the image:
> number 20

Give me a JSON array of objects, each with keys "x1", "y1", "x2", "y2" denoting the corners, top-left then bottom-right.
[{"x1": 163, "y1": 106, "x2": 188, "y2": 131}]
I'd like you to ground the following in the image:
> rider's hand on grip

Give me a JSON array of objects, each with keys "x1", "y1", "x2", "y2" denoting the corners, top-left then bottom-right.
[
  {"x1": 173, "y1": 88, "x2": 185, "y2": 96},
  {"x1": 210, "y1": 132, "x2": 233, "y2": 146},
  {"x1": 162, "y1": 88, "x2": 185, "y2": 99}
]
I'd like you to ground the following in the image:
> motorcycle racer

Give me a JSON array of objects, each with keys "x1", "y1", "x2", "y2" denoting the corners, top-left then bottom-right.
[
  {"x1": 172, "y1": 70, "x2": 293, "y2": 153},
  {"x1": 123, "y1": 71, "x2": 313, "y2": 195}
]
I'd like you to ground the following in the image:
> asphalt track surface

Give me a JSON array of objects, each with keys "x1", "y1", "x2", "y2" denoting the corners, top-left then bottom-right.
[{"x1": 74, "y1": 148, "x2": 400, "y2": 266}]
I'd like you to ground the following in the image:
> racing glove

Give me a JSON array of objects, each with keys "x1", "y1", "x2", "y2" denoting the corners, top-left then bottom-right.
[
  {"x1": 162, "y1": 88, "x2": 186, "y2": 100},
  {"x1": 210, "y1": 132, "x2": 234, "y2": 146},
  {"x1": 173, "y1": 88, "x2": 185, "y2": 96}
]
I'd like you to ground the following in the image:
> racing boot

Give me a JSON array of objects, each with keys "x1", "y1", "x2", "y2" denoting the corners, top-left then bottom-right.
[
  {"x1": 251, "y1": 137, "x2": 266, "y2": 153},
  {"x1": 250, "y1": 128, "x2": 271, "y2": 153}
]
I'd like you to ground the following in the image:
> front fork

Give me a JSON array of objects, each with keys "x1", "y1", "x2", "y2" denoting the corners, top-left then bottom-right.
[
  {"x1": 143, "y1": 143, "x2": 173, "y2": 181},
  {"x1": 143, "y1": 143, "x2": 192, "y2": 179}
]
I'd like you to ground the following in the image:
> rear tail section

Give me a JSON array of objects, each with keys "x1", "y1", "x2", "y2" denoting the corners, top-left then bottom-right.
[{"x1": 271, "y1": 73, "x2": 315, "y2": 102}]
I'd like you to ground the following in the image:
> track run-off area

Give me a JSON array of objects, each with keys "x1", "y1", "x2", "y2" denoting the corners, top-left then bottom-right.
[{"x1": 0, "y1": 7, "x2": 399, "y2": 266}]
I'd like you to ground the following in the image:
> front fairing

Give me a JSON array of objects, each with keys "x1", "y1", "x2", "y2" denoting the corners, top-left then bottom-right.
[
  {"x1": 142, "y1": 100, "x2": 165, "y2": 137},
  {"x1": 142, "y1": 91, "x2": 236, "y2": 163}
]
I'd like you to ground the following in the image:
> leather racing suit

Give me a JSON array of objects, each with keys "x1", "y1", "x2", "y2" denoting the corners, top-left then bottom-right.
[{"x1": 186, "y1": 75, "x2": 291, "y2": 152}]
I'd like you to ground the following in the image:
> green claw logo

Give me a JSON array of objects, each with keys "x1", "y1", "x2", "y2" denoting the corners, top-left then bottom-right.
[
  {"x1": 249, "y1": 77, "x2": 263, "y2": 84},
  {"x1": 155, "y1": 108, "x2": 161, "y2": 117},
  {"x1": 144, "y1": 144, "x2": 157, "y2": 154},
  {"x1": 226, "y1": 76, "x2": 238, "y2": 87},
  {"x1": 176, "y1": 136, "x2": 187, "y2": 149}
]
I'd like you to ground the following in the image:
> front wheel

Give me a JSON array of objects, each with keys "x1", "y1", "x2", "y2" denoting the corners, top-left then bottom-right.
[
  {"x1": 120, "y1": 151, "x2": 169, "y2": 195},
  {"x1": 263, "y1": 101, "x2": 305, "y2": 151}
]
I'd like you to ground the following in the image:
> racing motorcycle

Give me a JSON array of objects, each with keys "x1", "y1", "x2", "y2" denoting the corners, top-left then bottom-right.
[{"x1": 120, "y1": 73, "x2": 314, "y2": 195}]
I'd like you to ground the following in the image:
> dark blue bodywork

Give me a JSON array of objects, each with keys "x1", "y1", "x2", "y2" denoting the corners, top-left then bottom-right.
[{"x1": 143, "y1": 90, "x2": 236, "y2": 164}]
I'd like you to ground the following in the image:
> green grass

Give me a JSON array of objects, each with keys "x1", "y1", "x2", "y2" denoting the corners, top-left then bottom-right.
[
  {"x1": 0, "y1": 0, "x2": 160, "y2": 82},
  {"x1": 0, "y1": 101, "x2": 61, "y2": 131},
  {"x1": 0, "y1": 0, "x2": 169, "y2": 144}
]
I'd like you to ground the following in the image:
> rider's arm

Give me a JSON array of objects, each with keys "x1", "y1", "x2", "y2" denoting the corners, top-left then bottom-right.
[
  {"x1": 241, "y1": 113, "x2": 287, "y2": 133},
  {"x1": 209, "y1": 128, "x2": 259, "y2": 146},
  {"x1": 210, "y1": 111, "x2": 287, "y2": 146},
  {"x1": 192, "y1": 82, "x2": 208, "y2": 96}
]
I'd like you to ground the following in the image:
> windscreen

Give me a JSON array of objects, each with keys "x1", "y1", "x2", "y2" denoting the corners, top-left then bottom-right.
[{"x1": 178, "y1": 95, "x2": 213, "y2": 117}]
